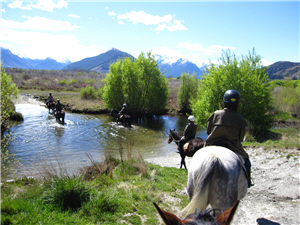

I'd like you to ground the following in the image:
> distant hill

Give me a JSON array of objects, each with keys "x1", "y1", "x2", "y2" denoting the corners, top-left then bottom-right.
[
  {"x1": 62, "y1": 48, "x2": 134, "y2": 73},
  {"x1": 2, "y1": 46, "x2": 299, "y2": 80},
  {"x1": 1, "y1": 47, "x2": 70, "y2": 70},
  {"x1": 267, "y1": 61, "x2": 300, "y2": 80}
]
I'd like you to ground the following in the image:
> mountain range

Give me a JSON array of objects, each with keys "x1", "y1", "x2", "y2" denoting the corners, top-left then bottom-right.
[
  {"x1": 1, "y1": 47, "x2": 299, "y2": 80},
  {"x1": 1, "y1": 47, "x2": 70, "y2": 70}
]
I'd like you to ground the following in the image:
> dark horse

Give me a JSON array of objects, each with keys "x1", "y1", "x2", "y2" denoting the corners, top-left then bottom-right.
[
  {"x1": 46, "y1": 101, "x2": 56, "y2": 113},
  {"x1": 55, "y1": 110, "x2": 65, "y2": 124},
  {"x1": 168, "y1": 129, "x2": 205, "y2": 169},
  {"x1": 110, "y1": 109, "x2": 132, "y2": 128},
  {"x1": 153, "y1": 201, "x2": 239, "y2": 225}
]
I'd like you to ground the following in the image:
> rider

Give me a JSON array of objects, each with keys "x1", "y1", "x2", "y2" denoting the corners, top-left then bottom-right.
[
  {"x1": 205, "y1": 89, "x2": 253, "y2": 187},
  {"x1": 46, "y1": 92, "x2": 54, "y2": 105},
  {"x1": 118, "y1": 103, "x2": 128, "y2": 120},
  {"x1": 55, "y1": 99, "x2": 63, "y2": 114},
  {"x1": 178, "y1": 115, "x2": 197, "y2": 153}
]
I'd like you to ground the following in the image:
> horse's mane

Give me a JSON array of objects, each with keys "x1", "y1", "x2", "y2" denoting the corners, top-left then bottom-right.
[{"x1": 184, "y1": 208, "x2": 221, "y2": 225}]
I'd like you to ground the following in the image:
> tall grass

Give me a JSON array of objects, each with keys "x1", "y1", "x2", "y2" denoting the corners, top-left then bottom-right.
[{"x1": 1, "y1": 154, "x2": 189, "y2": 224}]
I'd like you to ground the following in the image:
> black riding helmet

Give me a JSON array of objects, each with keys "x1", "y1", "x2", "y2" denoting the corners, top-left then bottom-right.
[{"x1": 223, "y1": 90, "x2": 240, "y2": 107}]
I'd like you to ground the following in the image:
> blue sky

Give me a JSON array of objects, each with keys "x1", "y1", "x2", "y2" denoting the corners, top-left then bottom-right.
[{"x1": 0, "y1": 0, "x2": 299, "y2": 67}]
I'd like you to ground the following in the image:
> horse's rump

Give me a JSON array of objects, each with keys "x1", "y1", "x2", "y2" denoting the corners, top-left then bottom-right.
[{"x1": 184, "y1": 146, "x2": 247, "y2": 214}]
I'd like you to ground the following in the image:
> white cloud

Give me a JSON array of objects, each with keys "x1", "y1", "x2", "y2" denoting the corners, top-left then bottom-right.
[
  {"x1": 8, "y1": 0, "x2": 68, "y2": 12},
  {"x1": 118, "y1": 11, "x2": 172, "y2": 25},
  {"x1": 177, "y1": 42, "x2": 236, "y2": 55},
  {"x1": 0, "y1": 28, "x2": 104, "y2": 62},
  {"x1": 68, "y1": 14, "x2": 81, "y2": 19},
  {"x1": 1, "y1": 9, "x2": 5, "y2": 12},
  {"x1": 118, "y1": 21, "x2": 125, "y2": 25},
  {"x1": 261, "y1": 58, "x2": 273, "y2": 66},
  {"x1": 166, "y1": 20, "x2": 188, "y2": 32},
  {"x1": 116, "y1": 10, "x2": 187, "y2": 32},
  {"x1": 1, "y1": 17, "x2": 79, "y2": 32},
  {"x1": 108, "y1": 11, "x2": 116, "y2": 16},
  {"x1": 8, "y1": 1, "x2": 22, "y2": 9}
]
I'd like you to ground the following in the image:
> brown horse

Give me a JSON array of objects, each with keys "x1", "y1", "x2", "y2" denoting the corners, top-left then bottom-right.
[
  {"x1": 46, "y1": 101, "x2": 56, "y2": 113},
  {"x1": 55, "y1": 110, "x2": 65, "y2": 124},
  {"x1": 153, "y1": 201, "x2": 239, "y2": 225},
  {"x1": 168, "y1": 129, "x2": 205, "y2": 169},
  {"x1": 110, "y1": 109, "x2": 132, "y2": 128}
]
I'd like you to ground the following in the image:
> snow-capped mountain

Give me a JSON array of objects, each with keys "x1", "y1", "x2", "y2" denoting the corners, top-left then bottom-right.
[
  {"x1": 156, "y1": 55, "x2": 205, "y2": 78},
  {"x1": 1, "y1": 47, "x2": 71, "y2": 70}
]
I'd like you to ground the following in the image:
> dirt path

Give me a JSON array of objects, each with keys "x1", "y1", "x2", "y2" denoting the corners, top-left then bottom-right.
[{"x1": 146, "y1": 147, "x2": 300, "y2": 225}]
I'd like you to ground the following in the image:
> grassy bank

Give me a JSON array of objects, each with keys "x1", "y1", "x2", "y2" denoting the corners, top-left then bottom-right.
[
  {"x1": 1, "y1": 155, "x2": 189, "y2": 225},
  {"x1": 20, "y1": 90, "x2": 108, "y2": 114}
]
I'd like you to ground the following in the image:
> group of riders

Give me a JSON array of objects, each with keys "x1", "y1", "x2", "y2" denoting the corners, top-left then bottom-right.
[
  {"x1": 45, "y1": 92, "x2": 63, "y2": 114},
  {"x1": 46, "y1": 90, "x2": 252, "y2": 187},
  {"x1": 178, "y1": 89, "x2": 253, "y2": 188}
]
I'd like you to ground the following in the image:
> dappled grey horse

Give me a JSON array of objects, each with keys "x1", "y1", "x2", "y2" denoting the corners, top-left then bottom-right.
[{"x1": 184, "y1": 146, "x2": 248, "y2": 215}]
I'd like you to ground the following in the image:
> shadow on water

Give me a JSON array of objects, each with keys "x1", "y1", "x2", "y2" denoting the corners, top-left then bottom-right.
[{"x1": 4, "y1": 104, "x2": 207, "y2": 180}]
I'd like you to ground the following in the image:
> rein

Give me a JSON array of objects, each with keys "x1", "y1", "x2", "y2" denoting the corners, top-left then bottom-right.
[{"x1": 170, "y1": 131, "x2": 181, "y2": 143}]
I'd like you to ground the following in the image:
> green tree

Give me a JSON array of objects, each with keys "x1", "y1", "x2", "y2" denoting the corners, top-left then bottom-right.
[
  {"x1": 1, "y1": 65, "x2": 20, "y2": 175},
  {"x1": 191, "y1": 49, "x2": 273, "y2": 134},
  {"x1": 102, "y1": 51, "x2": 169, "y2": 116},
  {"x1": 177, "y1": 72, "x2": 199, "y2": 113},
  {"x1": 1, "y1": 65, "x2": 19, "y2": 131}
]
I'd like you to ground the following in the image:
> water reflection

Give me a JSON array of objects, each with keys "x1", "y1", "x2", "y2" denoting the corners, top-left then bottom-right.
[{"x1": 4, "y1": 104, "x2": 207, "y2": 180}]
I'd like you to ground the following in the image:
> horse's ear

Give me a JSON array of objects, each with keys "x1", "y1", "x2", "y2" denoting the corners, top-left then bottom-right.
[
  {"x1": 216, "y1": 201, "x2": 239, "y2": 225},
  {"x1": 153, "y1": 202, "x2": 183, "y2": 225}
]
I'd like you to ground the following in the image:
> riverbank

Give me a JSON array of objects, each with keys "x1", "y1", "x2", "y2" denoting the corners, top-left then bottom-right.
[{"x1": 5, "y1": 95, "x2": 300, "y2": 224}]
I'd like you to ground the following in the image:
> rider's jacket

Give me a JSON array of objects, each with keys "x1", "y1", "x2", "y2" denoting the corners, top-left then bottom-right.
[
  {"x1": 181, "y1": 122, "x2": 197, "y2": 142},
  {"x1": 56, "y1": 103, "x2": 62, "y2": 112},
  {"x1": 47, "y1": 95, "x2": 54, "y2": 102},
  {"x1": 205, "y1": 108, "x2": 248, "y2": 159},
  {"x1": 119, "y1": 106, "x2": 128, "y2": 115}
]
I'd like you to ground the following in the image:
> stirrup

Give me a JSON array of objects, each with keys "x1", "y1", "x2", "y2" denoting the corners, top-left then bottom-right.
[{"x1": 248, "y1": 178, "x2": 254, "y2": 188}]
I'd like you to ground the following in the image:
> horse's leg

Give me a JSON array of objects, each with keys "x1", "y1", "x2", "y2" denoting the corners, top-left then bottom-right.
[
  {"x1": 182, "y1": 155, "x2": 187, "y2": 170},
  {"x1": 179, "y1": 148, "x2": 187, "y2": 169}
]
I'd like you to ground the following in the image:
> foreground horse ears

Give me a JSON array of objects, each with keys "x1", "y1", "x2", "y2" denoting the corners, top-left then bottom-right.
[{"x1": 153, "y1": 201, "x2": 239, "y2": 225}]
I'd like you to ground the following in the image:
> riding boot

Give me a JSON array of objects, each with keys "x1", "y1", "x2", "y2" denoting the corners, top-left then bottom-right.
[{"x1": 246, "y1": 169, "x2": 254, "y2": 188}]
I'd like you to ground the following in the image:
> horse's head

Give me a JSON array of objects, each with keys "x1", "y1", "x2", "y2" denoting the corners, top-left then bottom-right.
[
  {"x1": 168, "y1": 129, "x2": 175, "y2": 144},
  {"x1": 153, "y1": 201, "x2": 239, "y2": 225},
  {"x1": 110, "y1": 109, "x2": 119, "y2": 116}
]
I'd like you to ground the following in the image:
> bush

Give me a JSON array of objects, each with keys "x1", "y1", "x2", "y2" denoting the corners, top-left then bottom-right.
[
  {"x1": 102, "y1": 51, "x2": 170, "y2": 117},
  {"x1": 272, "y1": 86, "x2": 300, "y2": 117},
  {"x1": 191, "y1": 49, "x2": 273, "y2": 134},
  {"x1": 177, "y1": 72, "x2": 199, "y2": 113},
  {"x1": 42, "y1": 176, "x2": 91, "y2": 211},
  {"x1": 80, "y1": 85, "x2": 97, "y2": 99}
]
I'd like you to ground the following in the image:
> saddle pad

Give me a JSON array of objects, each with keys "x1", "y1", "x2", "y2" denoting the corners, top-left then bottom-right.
[{"x1": 183, "y1": 142, "x2": 189, "y2": 150}]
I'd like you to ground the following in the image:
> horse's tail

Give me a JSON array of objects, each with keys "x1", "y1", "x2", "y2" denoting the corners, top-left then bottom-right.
[{"x1": 183, "y1": 154, "x2": 223, "y2": 215}]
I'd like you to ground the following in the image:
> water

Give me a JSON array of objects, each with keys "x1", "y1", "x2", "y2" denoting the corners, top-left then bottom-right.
[{"x1": 3, "y1": 104, "x2": 207, "y2": 180}]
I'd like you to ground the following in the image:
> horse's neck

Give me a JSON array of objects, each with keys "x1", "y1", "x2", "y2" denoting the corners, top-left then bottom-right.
[{"x1": 172, "y1": 131, "x2": 182, "y2": 142}]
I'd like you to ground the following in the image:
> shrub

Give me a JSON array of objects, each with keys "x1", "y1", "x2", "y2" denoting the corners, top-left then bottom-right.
[
  {"x1": 42, "y1": 176, "x2": 91, "y2": 211},
  {"x1": 191, "y1": 49, "x2": 273, "y2": 134},
  {"x1": 80, "y1": 85, "x2": 97, "y2": 99},
  {"x1": 102, "y1": 51, "x2": 170, "y2": 117},
  {"x1": 272, "y1": 86, "x2": 300, "y2": 117},
  {"x1": 177, "y1": 72, "x2": 199, "y2": 113}
]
